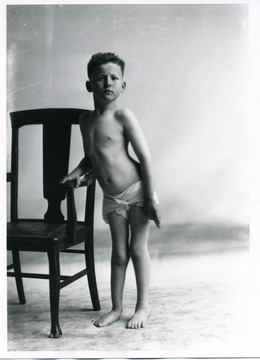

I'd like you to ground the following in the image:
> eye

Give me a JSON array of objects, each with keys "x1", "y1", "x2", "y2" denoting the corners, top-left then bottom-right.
[{"x1": 95, "y1": 75, "x2": 104, "y2": 81}]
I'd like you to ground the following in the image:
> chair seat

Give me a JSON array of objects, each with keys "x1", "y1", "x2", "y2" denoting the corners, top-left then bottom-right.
[{"x1": 7, "y1": 220, "x2": 85, "y2": 243}]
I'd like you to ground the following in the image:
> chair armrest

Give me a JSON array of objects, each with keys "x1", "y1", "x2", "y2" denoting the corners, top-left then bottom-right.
[
  {"x1": 64, "y1": 185, "x2": 77, "y2": 243},
  {"x1": 60, "y1": 171, "x2": 93, "y2": 244},
  {"x1": 7, "y1": 172, "x2": 12, "y2": 182}
]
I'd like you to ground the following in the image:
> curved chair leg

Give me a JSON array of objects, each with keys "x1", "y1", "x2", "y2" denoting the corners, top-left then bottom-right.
[
  {"x1": 85, "y1": 240, "x2": 100, "y2": 311},
  {"x1": 48, "y1": 250, "x2": 62, "y2": 338},
  {"x1": 12, "y1": 250, "x2": 26, "y2": 304}
]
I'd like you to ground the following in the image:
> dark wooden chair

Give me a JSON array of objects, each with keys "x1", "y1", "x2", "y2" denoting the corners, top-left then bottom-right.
[{"x1": 7, "y1": 108, "x2": 100, "y2": 338}]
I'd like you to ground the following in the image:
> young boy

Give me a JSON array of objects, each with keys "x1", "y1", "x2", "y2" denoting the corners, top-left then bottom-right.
[{"x1": 61, "y1": 52, "x2": 160, "y2": 329}]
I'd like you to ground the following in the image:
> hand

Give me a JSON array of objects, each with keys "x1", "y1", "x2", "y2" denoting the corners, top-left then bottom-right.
[
  {"x1": 144, "y1": 198, "x2": 161, "y2": 228},
  {"x1": 59, "y1": 174, "x2": 82, "y2": 188}
]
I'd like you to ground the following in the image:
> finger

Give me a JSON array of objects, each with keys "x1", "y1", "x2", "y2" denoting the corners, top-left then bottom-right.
[
  {"x1": 154, "y1": 218, "x2": 160, "y2": 228},
  {"x1": 153, "y1": 214, "x2": 161, "y2": 228}
]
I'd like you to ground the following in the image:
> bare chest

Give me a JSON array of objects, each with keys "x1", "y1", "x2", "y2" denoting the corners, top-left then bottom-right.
[{"x1": 84, "y1": 119, "x2": 125, "y2": 155}]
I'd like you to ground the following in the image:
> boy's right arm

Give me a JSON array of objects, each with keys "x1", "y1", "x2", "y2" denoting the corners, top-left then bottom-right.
[
  {"x1": 60, "y1": 156, "x2": 92, "y2": 188},
  {"x1": 60, "y1": 111, "x2": 92, "y2": 188}
]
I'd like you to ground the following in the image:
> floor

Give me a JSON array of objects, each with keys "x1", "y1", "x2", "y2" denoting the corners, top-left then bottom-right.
[{"x1": 6, "y1": 224, "x2": 260, "y2": 358}]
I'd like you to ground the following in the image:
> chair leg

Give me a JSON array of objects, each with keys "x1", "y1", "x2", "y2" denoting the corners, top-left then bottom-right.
[
  {"x1": 12, "y1": 250, "x2": 26, "y2": 304},
  {"x1": 47, "y1": 250, "x2": 62, "y2": 338},
  {"x1": 85, "y1": 241, "x2": 100, "y2": 311}
]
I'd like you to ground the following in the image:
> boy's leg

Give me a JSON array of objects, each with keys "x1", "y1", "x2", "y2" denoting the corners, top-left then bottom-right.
[
  {"x1": 94, "y1": 211, "x2": 129, "y2": 327},
  {"x1": 127, "y1": 205, "x2": 151, "y2": 329}
]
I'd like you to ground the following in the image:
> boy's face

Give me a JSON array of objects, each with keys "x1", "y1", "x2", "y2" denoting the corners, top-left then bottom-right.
[{"x1": 86, "y1": 62, "x2": 126, "y2": 103}]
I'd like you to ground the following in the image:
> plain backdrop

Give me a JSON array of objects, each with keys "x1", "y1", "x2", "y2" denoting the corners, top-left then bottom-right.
[{"x1": 6, "y1": 4, "x2": 249, "y2": 230}]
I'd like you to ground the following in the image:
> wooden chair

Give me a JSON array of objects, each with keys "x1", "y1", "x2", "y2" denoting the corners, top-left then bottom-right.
[{"x1": 7, "y1": 108, "x2": 100, "y2": 338}]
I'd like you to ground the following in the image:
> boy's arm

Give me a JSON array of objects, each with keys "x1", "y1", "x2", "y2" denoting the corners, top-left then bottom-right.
[
  {"x1": 60, "y1": 156, "x2": 92, "y2": 188},
  {"x1": 120, "y1": 109, "x2": 161, "y2": 227},
  {"x1": 60, "y1": 111, "x2": 92, "y2": 188}
]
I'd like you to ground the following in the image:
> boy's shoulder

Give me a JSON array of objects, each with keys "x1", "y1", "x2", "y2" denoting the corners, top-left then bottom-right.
[
  {"x1": 79, "y1": 110, "x2": 93, "y2": 131},
  {"x1": 78, "y1": 109, "x2": 138, "y2": 128},
  {"x1": 115, "y1": 108, "x2": 137, "y2": 124},
  {"x1": 115, "y1": 108, "x2": 134, "y2": 118},
  {"x1": 79, "y1": 110, "x2": 92, "y2": 123}
]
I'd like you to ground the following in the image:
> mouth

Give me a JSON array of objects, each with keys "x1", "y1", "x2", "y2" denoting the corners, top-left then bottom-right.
[{"x1": 104, "y1": 89, "x2": 113, "y2": 94}]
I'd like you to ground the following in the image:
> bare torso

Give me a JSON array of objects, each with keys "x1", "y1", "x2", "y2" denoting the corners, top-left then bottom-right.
[{"x1": 80, "y1": 110, "x2": 141, "y2": 195}]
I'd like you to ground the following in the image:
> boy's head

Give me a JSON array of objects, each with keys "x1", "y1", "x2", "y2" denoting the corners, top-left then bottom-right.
[{"x1": 87, "y1": 52, "x2": 125, "y2": 79}]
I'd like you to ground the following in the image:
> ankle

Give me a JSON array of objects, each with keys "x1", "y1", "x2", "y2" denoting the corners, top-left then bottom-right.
[
  {"x1": 135, "y1": 302, "x2": 150, "y2": 312},
  {"x1": 111, "y1": 306, "x2": 123, "y2": 314}
]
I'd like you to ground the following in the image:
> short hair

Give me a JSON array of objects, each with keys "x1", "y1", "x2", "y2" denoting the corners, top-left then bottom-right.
[{"x1": 87, "y1": 52, "x2": 125, "y2": 79}]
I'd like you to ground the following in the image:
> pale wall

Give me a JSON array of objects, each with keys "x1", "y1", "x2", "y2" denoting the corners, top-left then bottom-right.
[{"x1": 7, "y1": 4, "x2": 249, "y2": 229}]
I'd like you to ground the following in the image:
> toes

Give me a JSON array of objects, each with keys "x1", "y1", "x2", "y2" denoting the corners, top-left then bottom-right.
[
  {"x1": 94, "y1": 320, "x2": 104, "y2": 327},
  {"x1": 127, "y1": 321, "x2": 143, "y2": 329},
  {"x1": 127, "y1": 322, "x2": 133, "y2": 329}
]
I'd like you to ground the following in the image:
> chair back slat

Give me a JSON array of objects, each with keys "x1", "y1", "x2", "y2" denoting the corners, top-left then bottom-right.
[
  {"x1": 9, "y1": 108, "x2": 86, "y2": 221},
  {"x1": 43, "y1": 120, "x2": 71, "y2": 221}
]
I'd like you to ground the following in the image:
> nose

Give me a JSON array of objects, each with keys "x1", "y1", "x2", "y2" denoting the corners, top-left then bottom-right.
[{"x1": 104, "y1": 76, "x2": 112, "y2": 87}]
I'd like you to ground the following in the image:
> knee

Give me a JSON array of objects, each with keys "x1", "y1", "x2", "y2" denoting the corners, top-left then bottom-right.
[
  {"x1": 129, "y1": 243, "x2": 146, "y2": 262},
  {"x1": 111, "y1": 252, "x2": 129, "y2": 267}
]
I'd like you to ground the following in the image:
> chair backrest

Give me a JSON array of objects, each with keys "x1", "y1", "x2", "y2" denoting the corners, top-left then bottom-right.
[{"x1": 9, "y1": 108, "x2": 88, "y2": 222}]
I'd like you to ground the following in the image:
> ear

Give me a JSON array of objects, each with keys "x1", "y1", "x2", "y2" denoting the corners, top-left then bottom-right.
[
  {"x1": 121, "y1": 81, "x2": 126, "y2": 93},
  {"x1": 86, "y1": 81, "x2": 93, "y2": 93}
]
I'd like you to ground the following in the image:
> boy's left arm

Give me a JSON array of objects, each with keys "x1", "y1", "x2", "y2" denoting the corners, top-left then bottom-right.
[{"x1": 121, "y1": 109, "x2": 161, "y2": 227}]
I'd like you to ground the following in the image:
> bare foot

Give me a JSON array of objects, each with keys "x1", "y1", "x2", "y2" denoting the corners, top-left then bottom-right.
[
  {"x1": 94, "y1": 309, "x2": 122, "y2": 327},
  {"x1": 126, "y1": 306, "x2": 152, "y2": 329}
]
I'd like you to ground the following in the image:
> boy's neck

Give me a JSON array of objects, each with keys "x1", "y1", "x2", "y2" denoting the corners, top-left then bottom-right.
[{"x1": 94, "y1": 100, "x2": 118, "y2": 115}]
